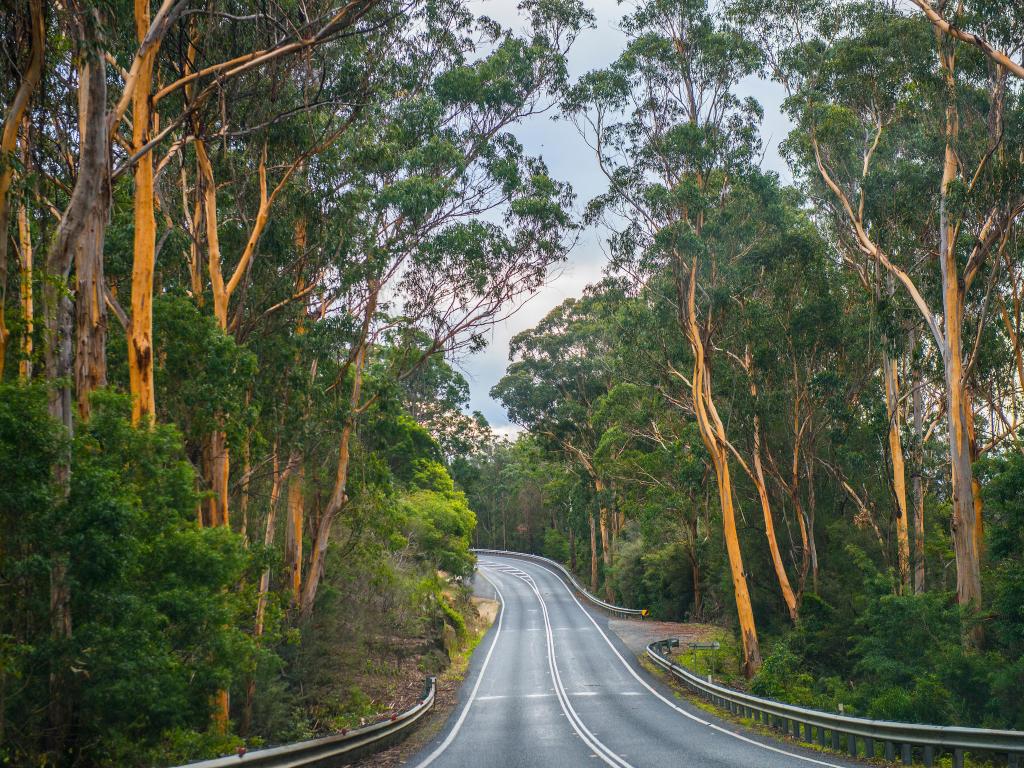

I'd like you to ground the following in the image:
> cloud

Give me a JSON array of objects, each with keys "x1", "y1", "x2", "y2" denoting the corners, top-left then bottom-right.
[{"x1": 459, "y1": 0, "x2": 795, "y2": 432}]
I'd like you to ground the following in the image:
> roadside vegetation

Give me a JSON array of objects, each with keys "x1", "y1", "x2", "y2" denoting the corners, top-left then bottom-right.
[
  {"x1": 465, "y1": 0, "x2": 1024, "y2": 734},
  {"x1": 2, "y1": 0, "x2": 1023, "y2": 764},
  {"x1": 0, "y1": 0, "x2": 588, "y2": 764}
]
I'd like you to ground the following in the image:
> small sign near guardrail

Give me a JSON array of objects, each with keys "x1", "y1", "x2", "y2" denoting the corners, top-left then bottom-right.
[{"x1": 687, "y1": 641, "x2": 720, "y2": 675}]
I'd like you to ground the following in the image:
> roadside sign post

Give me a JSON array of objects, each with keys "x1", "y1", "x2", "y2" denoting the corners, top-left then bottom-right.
[{"x1": 687, "y1": 641, "x2": 721, "y2": 676}]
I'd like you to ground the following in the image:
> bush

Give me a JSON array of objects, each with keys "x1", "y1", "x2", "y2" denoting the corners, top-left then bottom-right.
[
  {"x1": 542, "y1": 527, "x2": 569, "y2": 562},
  {"x1": 0, "y1": 386, "x2": 260, "y2": 766}
]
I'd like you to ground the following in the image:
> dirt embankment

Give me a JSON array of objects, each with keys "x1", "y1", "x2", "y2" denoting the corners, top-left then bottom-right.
[
  {"x1": 350, "y1": 595, "x2": 499, "y2": 767},
  {"x1": 609, "y1": 618, "x2": 719, "y2": 656}
]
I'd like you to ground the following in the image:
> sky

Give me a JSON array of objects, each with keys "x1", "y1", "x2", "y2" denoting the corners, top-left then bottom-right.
[{"x1": 459, "y1": 0, "x2": 795, "y2": 438}]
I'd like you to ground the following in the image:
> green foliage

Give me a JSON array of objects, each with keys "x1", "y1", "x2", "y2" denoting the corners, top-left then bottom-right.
[
  {"x1": 542, "y1": 528, "x2": 570, "y2": 563},
  {"x1": 0, "y1": 386, "x2": 260, "y2": 766},
  {"x1": 400, "y1": 486, "x2": 476, "y2": 577}
]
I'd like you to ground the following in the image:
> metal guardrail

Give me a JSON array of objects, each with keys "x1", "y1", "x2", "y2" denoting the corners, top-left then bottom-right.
[
  {"x1": 171, "y1": 676, "x2": 436, "y2": 768},
  {"x1": 647, "y1": 639, "x2": 1024, "y2": 768},
  {"x1": 472, "y1": 548, "x2": 646, "y2": 618}
]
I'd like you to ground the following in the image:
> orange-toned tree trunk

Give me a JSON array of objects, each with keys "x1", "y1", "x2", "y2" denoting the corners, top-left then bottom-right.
[
  {"x1": 128, "y1": 0, "x2": 159, "y2": 425},
  {"x1": 883, "y1": 352, "x2": 911, "y2": 591},
  {"x1": 17, "y1": 135, "x2": 33, "y2": 380},
  {"x1": 0, "y1": 0, "x2": 43, "y2": 381},
  {"x1": 589, "y1": 511, "x2": 598, "y2": 594},
  {"x1": 937, "y1": 47, "x2": 982, "y2": 617},
  {"x1": 594, "y1": 477, "x2": 614, "y2": 601},
  {"x1": 286, "y1": 465, "x2": 304, "y2": 605},
  {"x1": 740, "y1": 347, "x2": 799, "y2": 622},
  {"x1": 681, "y1": 257, "x2": 761, "y2": 676},
  {"x1": 194, "y1": 140, "x2": 298, "y2": 528}
]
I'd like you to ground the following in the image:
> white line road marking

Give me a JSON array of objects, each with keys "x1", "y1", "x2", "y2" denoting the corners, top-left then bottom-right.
[
  {"x1": 520, "y1": 558, "x2": 850, "y2": 768},
  {"x1": 410, "y1": 568, "x2": 506, "y2": 768},
  {"x1": 526, "y1": 571, "x2": 636, "y2": 768}
]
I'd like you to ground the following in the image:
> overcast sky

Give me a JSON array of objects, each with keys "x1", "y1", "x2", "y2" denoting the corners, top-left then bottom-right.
[{"x1": 458, "y1": 0, "x2": 794, "y2": 437}]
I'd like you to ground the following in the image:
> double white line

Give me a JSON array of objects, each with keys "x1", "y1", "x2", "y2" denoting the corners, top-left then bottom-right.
[{"x1": 518, "y1": 569, "x2": 636, "y2": 768}]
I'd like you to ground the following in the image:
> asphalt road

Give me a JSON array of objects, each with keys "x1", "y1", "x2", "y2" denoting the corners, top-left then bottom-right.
[{"x1": 406, "y1": 555, "x2": 861, "y2": 768}]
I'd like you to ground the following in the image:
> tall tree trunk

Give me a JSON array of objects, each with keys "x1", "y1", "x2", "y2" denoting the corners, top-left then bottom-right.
[
  {"x1": 128, "y1": 0, "x2": 159, "y2": 425},
  {"x1": 205, "y1": 429, "x2": 230, "y2": 527},
  {"x1": 911, "y1": 329, "x2": 926, "y2": 593},
  {"x1": 300, "y1": 280, "x2": 378, "y2": 619},
  {"x1": 747, "y1": 360, "x2": 798, "y2": 621},
  {"x1": 0, "y1": 0, "x2": 43, "y2": 381},
  {"x1": 17, "y1": 128, "x2": 34, "y2": 380},
  {"x1": 688, "y1": 516, "x2": 702, "y2": 621},
  {"x1": 804, "y1": 450, "x2": 819, "y2": 593},
  {"x1": 243, "y1": 450, "x2": 293, "y2": 734},
  {"x1": 681, "y1": 256, "x2": 761, "y2": 676},
  {"x1": 74, "y1": 194, "x2": 108, "y2": 419},
  {"x1": 594, "y1": 478, "x2": 614, "y2": 601},
  {"x1": 42, "y1": 25, "x2": 108, "y2": 756},
  {"x1": 569, "y1": 526, "x2": 576, "y2": 572},
  {"x1": 286, "y1": 464, "x2": 304, "y2": 606},
  {"x1": 589, "y1": 511, "x2": 598, "y2": 594},
  {"x1": 883, "y1": 352, "x2": 911, "y2": 592},
  {"x1": 938, "y1": 47, "x2": 982, "y2": 621},
  {"x1": 239, "y1": 435, "x2": 251, "y2": 540}
]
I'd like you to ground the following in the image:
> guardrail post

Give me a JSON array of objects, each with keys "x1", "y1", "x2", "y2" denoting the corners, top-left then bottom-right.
[
  {"x1": 831, "y1": 728, "x2": 840, "y2": 751},
  {"x1": 953, "y1": 747, "x2": 964, "y2": 768},
  {"x1": 864, "y1": 736, "x2": 874, "y2": 757},
  {"x1": 901, "y1": 742, "x2": 913, "y2": 765},
  {"x1": 847, "y1": 733, "x2": 858, "y2": 757},
  {"x1": 923, "y1": 744, "x2": 935, "y2": 767},
  {"x1": 884, "y1": 740, "x2": 895, "y2": 760},
  {"x1": 1009, "y1": 752, "x2": 1021, "y2": 768}
]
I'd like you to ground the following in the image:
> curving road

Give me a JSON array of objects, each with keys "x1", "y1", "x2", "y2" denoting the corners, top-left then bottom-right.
[{"x1": 407, "y1": 555, "x2": 861, "y2": 768}]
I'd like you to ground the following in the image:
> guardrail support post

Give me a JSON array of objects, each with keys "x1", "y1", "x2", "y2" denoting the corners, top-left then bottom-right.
[
  {"x1": 847, "y1": 734, "x2": 858, "y2": 757},
  {"x1": 1009, "y1": 752, "x2": 1021, "y2": 768},
  {"x1": 865, "y1": 736, "x2": 874, "y2": 757},
  {"x1": 831, "y1": 728, "x2": 840, "y2": 751},
  {"x1": 817, "y1": 725, "x2": 827, "y2": 747},
  {"x1": 901, "y1": 743, "x2": 912, "y2": 765},
  {"x1": 923, "y1": 744, "x2": 935, "y2": 767},
  {"x1": 884, "y1": 740, "x2": 895, "y2": 760},
  {"x1": 953, "y1": 748, "x2": 964, "y2": 768}
]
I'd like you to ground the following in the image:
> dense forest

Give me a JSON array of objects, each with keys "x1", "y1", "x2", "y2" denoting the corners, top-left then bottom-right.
[
  {"x1": 468, "y1": 0, "x2": 1024, "y2": 734},
  {"x1": 1, "y1": 0, "x2": 1022, "y2": 765}
]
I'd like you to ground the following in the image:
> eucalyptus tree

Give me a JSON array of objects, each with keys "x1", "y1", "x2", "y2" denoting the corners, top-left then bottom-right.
[
  {"x1": 562, "y1": 0, "x2": 794, "y2": 674},
  {"x1": 733, "y1": 0, "x2": 1024, "y2": 631},
  {"x1": 294, "y1": 0, "x2": 590, "y2": 617},
  {"x1": 493, "y1": 285, "x2": 625, "y2": 596}
]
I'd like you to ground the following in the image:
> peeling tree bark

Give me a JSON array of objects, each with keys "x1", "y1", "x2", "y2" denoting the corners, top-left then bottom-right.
[
  {"x1": 17, "y1": 127, "x2": 33, "y2": 380},
  {"x1": 679, "y1": 255, "x2": 761, "y2": 676},
  {"x1": 73, "y1": 185, "x2": 109, "y2": 419},
  {"x1": 286, "y1": 464, "x2": 304, "y2": 606},
  {"x1": 883, "y1": 352, "x2": 911, "y2": 592},
  {"x1": 42, "y1": 21, "x2": 108, "y2": 755},
  {"x1": 128, "y1": 0, "x2": 159, "y2": 425},
  {"x1": 937, "y1": 42, "x2": 982, "y2": 622},
  {"x1": 0, "y1": 0, "x2": 43, "y2": 381}
]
